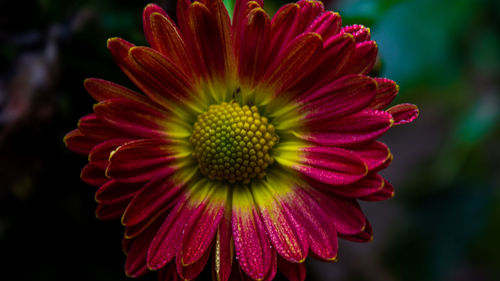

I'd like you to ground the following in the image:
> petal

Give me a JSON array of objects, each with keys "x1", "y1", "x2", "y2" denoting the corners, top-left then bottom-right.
[
  {"x1": 323, "y1": 195, "x2": 366, "y2": 235},
  {"x1": 93, "y1": 98, "x2": 170, "y2": 139},
  {"x1": 239, "y1": 249, "x2": 277, "y2": 281},
  {"x1": 106, "y1": 139, "x2": 181, "y2": 183},
  {"x1": 322, "y1": 172, "x2": 385, "y2": 198},
  {"x1": 351, "y1": 141, "x2": 392, "y2": 171},
  {"x1": 77, "y1": 113, "x2": 133, "y2": 139},
  {"x1": 158, "y1": 262, "x2": 181, "y2": 281},
  {"x1": 186, "y1": 2, "x2": 230, "y2": 80},
  {"x1": 212, "y1": 207, "x2": 234, "y2": 281},
  {"x1": 122, "y1": 169, "x2": 185, "y2": 228},
  {"x1": 341, "y1": 24, "x2": 371, "y2": 42},
  {"x1": 263, "y1": 32, "x2": 323, "y2": 94},
  {"x1": 292, "y1": 146, "x2": 368, "y2": 185},
  {"x1": 343, "y1": 40, "x2": 378, "y2": 75},
  {"x1": 360, "y1": 178, "x2": 395, "y2": 201},
  {"x1": 232, "y1": 186, "x2": 272, "y2": 280},
  {"x1": 84, "y1": 78, "x2": 148, "y2": 103},
  {"x1": 180, "y1": 184, "x2": 228, "y2": 265},
  {"x1": 387, "y1": 103, "x2": 419, "y2": 125},
  {"x1": 64, "y1": 129, "x2": 98, "y2": 155},
  {"x1": 306, "y1": 11, "x2": 341, "y2": 40},
  {"x1": 253, "y1": 181, "x2": 308, "y2": 263},
  {"x1": 147, "y1": 195, "x2": 194, "y2": 270},
  {"x1": 277, "y1": 256, "x2": 306, "y2": 281},
  {"x1": 299, "y1": 74, "x2": 377, "y2": 122},
  {"x1": 295, "y1": 109, "x2": 394, "y2": 146},
  {"x1": 128, "y1": 47, "x2": 197, "y2": 112},
  {"x1": 96, "y1": 198, "x2": 129, "y2": 220},
  {"x1": 125, "y1": 222, "x2": 160, "y2": 278},
  {"x1": 142, "y1": 4, "x2": 168, "y2": 49},
  {"x1": 339, "y1": 219, "x2": 373, "y2": 242},
  {"x1": 291, "y1": 187, "x2": 338, "y2": 261},
  {"x1": 81, "y1": 163, "x2": 108, "y2": 186},
  {"x1": 296, "y1": 0, "x2": 325, "y2": 32},
  {"x1": 266, "y1": 3, "x2": 300, "y2": 66},
  {"x1": 176, "y1": 240, "x2": 212, "y2": 280},
  {"x1": 95, "y1": 180, "x2": 142, "y2": 204},
  {"x1": 237, "y1": 8, "x2": 271, "y2": 88},
  {"x1": 369, "y1": 78, "x2": 399, "y2": 110},
  {"x1": 89, "y1": 138, "x2": 131, "y2": 170},
  {"x1": 290, "y1": 33, "x2": 355, "y2": 97},
  {"x1": 148, "y1": 12, "x2": 193, "y2": 75}
]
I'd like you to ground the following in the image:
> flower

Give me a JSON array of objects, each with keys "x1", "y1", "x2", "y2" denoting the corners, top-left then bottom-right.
[{"x1": 64, "y1": 0, "x2": 419, "y2": 280}]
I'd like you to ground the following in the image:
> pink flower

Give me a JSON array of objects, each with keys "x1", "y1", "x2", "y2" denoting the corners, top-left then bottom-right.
[{"x1": 65, "y1": 1, "x2": 418, "y2": 280}]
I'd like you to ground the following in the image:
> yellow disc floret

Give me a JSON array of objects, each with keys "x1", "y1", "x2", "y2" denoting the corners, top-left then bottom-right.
[{"x1": 190, "y1": 102, "x2": 279, "y2": 184}]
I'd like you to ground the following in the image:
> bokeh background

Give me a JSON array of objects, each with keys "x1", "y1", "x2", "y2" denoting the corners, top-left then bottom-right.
[{"x1": 1, "y1": 0, "x2": 499, "y2": 280}]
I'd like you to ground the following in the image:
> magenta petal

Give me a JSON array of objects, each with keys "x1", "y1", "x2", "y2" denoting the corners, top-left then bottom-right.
[
  {"x1": 341, "y1": 24, "x2": 371, "y2": 42},
  {"x1": 232, "y1": 187, "x2": 272, "y2": 280},
  {"x1": 106, "y1": 138, "x2": 178, "y2": 183},
  {"x1": 180, "y1": 189, "x2": 227, "y2": 265},
  {"x1": 158, "y1": 262, "x2": 180, "y2": 281},
  {"x1": 142, "y1": 4, "x2": 168, "y2": 49},
  {"x1": 64, "y1": 129, "x2": 99, "y2": 155},
  {"x1": 122, "y1": 170, "x2": 181, "y2": 227},
  {"x1": 343, "y1": 40, "x2": 378, "y2": 75},
  {"x1": 352, "y1": 141, "x2": 392, "y2": 171},
  {"x1": 369, "y1": 78, "x2": 398, "y2": 110},
  {"x1": 291, "y1": 188, "x2": 338, "y2": 261},
  {"x1": 387, "y1": 103, "x2": 419, "y2": 125},
  {"x1": 95, "y1": 199, "x2": 129, "y2": 221},
  {"x1": 125, "y1": 223, "x2": 158, "y2": 278},
  {"x1": 325, "y1": 173, "x2": 385, "y2": 198},
  {"x1": 306, "y1": 11, "x2": 341, "y2": 40},
  {"x1": 95, "y1": 180, "x2": 141, "y2": 204},
  {"x1": 296, "y1": 109, "x2": 394, "y2": 146},
  {"x1": 299, "y1": 74, "x2": 377, "y2": 122},
  {"x1": 254, "y1": 184, "x2": 308, "y2": 263},
  {"x1": 81, "y1": 163, "x2": 108, "y2": 186},
  {"x1": 176, "y1": 239, "x2": 212, "y2": 280},
  {"x1": 324, "y1": 195, "x2": 366, "y2": 235},
  {"x1": 93, "y1": 98, "x2": 170, "y2": 139},
  {"x1": 360, "y1": 179, "x2": 395, "y2": 201},
  {"x1": 88, "y1": 138, "x2": 131, "y2": 170},
  {"x1": 147, "y1": 197, "x2": 193, "y2": 270},
  {"x1": 297, "y1": 146, "x2": 367, "y2": 185},
  {"x1": 213, "y1": 211, "x2": 233, "y2": 281},
  {"x1": 277, "y1": 256, "x2": 306, "y2": 281},
  {"x1": 339, "y1": 220, "x2": 373, "y2": 242}
]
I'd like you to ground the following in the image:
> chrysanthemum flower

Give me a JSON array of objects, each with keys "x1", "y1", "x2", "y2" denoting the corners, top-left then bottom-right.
[{"x1": 65, "y1": 0, "x2": 418, "y2": 280}]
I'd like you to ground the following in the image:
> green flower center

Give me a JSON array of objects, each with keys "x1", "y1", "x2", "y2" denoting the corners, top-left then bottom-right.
[{"x1": 190, "y1": 102, "x2": 279, "y2": 184}]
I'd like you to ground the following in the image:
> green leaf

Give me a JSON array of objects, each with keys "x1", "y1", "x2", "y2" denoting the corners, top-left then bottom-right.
[{"x1": 223, "y1": 0, "x2": 235, "y2": 19}]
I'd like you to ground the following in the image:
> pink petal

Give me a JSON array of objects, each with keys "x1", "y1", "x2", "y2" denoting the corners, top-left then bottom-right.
[
  {"x1": 253, "y1": 183, "x2": 308, "y2": 263},
  {"x1": 324, "y1": 195, "x2": 367, "y2": 235},
  {"x1": 176, "y1": 239, "x2": 212, "y2": 280},
  {"x1": 306, "y1": 11, "x2": 341, "y2": 40},
  {"x1": 95, "y1": 180, "x2": 141, "y2": 204},
  {"x1": 147, "y1": 196, "x2": 194, "y2": 270},
  {"x1": 295, "y1": 109, "x2": 394, "y2": 146},
  {"x1": 369, "y1": 78, "x2": 398, "y2": 110},
  {"x1": 299, "y1": 74, "x2": 377, "y2": 122},
  {"x1": 88, "y1": 138, "x2": 131, "y2": 170},
  {"x1": 237, "y1": 8, "x2": 271, "y2": 88},
  {"x1": 125, "y1": 221, "x2": 160, "y2": 278},
  {"x1": 296, "y1": 146, "x2": 368, "y2": 185},
  {"x1": 84, "y1": 78, "x2": 148, "y2": 103},
  {"x1": 122, "y1": 170, "x2": 183, "y2": 227},
  {"x1": 106, "y1": 138, "x2": 178, "y2": 183},
  {"x1": 339, "y1": 220, "x2": 373, "y2": 242},
  {"x1": 64, "y1": 129, "x2": 98, "y2": 155},
  {"x1": 341, "y1": 24, "x2": 371, "y2": 42},
  {"x1": 95, "y1": 198, "x2": 129, "y2": 221},
  {"x1": 351, "y1": 141, "x2": 392, "y2": 171},
  {"x1": 142, "y1": 4, "x2": 168, "y2": 49},
  {"x1": 80, "y1": 163, "x2": 108, "y2": 186},
  {"x1": 360, "y1": 179, "x2": 395, "y2": 201},
  {"x1": 180, "y1": 186, "x2": 228, "y2": 265},
  {"x1": 232, "y1": 186, "x2": 272, "y2": 280},
  {"x1": 387, "y1": 103, "x2": 419, "y2": 125},
  {"x1": 290, "y1": 188, "x2": 338, "y2": 261},
  {"x1": 212, "y1": 210, "x2": 234, "y2": 281},
  {"x1": 323, "y1": 172, "x2": 385, "y2": 198},
  {"x1": 343, "y1": 40, "x2": 378, "y2": 75}
]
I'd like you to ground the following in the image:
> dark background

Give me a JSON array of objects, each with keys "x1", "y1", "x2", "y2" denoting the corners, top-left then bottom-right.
[{"x1": 1, "y1": 0, "x2": 499, "y2": 280}]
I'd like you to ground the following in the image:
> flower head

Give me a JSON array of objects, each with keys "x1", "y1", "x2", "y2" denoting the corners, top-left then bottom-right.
[{"x1": 65, "y1": 0, "x2": 418, "y2": 280}]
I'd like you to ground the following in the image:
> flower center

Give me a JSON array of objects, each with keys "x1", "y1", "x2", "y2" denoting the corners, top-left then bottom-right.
[{"x1": 190, "y1": 102, "x2": 279, "y2": 184}]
